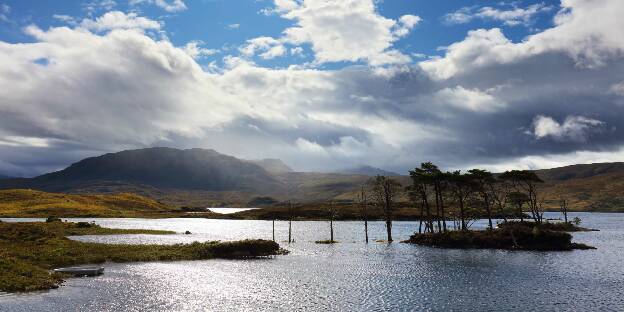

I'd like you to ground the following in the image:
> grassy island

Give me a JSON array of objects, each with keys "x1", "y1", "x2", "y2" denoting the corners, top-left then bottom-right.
[
  {"x1": 404, "y1": 221, "x2": 595, "y2": 251},
  {"x1": 0, "y1": 221, "x2": 282, "y2": 293},
  {"x1": 315, "y1": 240, "x2": 338, "y2": 244}
]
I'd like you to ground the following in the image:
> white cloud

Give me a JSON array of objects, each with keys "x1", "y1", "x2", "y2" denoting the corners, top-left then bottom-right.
[
  {"x1": 240, "y1": 36, "x2": 279, "y2": 56},
  {"x1": 80, "y1": 11, "x2": 161, "y2": 32},
  {"x1": 445, "y1": 3, "x2": 552, "y2": 27},
  {"x1": 475, "y1": 147, "x2": 624, "y2": 172},
  {"x1": 434, "y1": 86, "x2": 504, "y2": 112},
  {"x1": 53, "y1": 14, "x2": 77, "y2": 25},
  {"x1": 269, "y1": 0, "x2": 420, "y2": 66},
  {"x1": 392, "y1": 14, "x2": 422, "y2": 37},
  {"x1": 182, "y1": 41, "x2": 218, "y2": 59},
  {"x1": 295, "y1": 138, "x2": 329, "y2": 156},
  {"x1": 532, "y1": 115, "x2": 604, "y2": 142},
  {"x1": 0, "y1": 136, "x2": 52, "y2": 148},
  {"x1": 260, "y1": 45, "x2": 287, "y2": 59},
  {"x1": 227, "y1": 23, "x2": 240, "y2": 29},
  {"x1": 129, "y1": 0, "x2": 187, "y2": 12},
  {"x1": 2, "y1": 4, "x2": 624, "y2": 176},
  {"x1": 290, "y1": 46, "x2": 304, "y2": 56},
  {"x1": 422, "y1": 0, "x2": 624, "y2": 80},
  {"x1": 83, "y1": 0, "x2": 117, "y2": 14}
]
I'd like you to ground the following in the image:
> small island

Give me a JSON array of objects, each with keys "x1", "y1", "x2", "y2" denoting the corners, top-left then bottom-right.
[
  {"x1": 0, "y1": 220, "x2": 282, "y2": 293},
  {"x1": 404, "y1": 221, "x2": 596, "y2": 251}
]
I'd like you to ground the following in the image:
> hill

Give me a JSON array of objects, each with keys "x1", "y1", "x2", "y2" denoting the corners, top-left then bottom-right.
[
  {"x1": 1, "y1": 147, "x2": 624, "y2": 211},
  {"x1": 248, "y1": 159, "x2": 293, "y2": 174},
  {"x1": 537, "y1": 163, "x2": 624, "y2": 212},
  {"x1": 1, "y1": 148, "x2": 283, "y2": 194},
  {"x1": 338, "y1": 165, "x2": 400, "y2": 176},
  {"x1": 0, "y1": 189, "x2": 173, "y2": 217},
  {"x1": 0, "y1": 175, "x2": 12, "y2": 180}
]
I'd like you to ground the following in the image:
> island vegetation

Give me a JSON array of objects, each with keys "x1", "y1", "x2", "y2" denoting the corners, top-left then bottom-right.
[
  {"x1": 400, "y1": 162, "x2": 595, "y2": 250},
  {"x1": 0, "y1": 220, "x2": 282, "y2": 293}
]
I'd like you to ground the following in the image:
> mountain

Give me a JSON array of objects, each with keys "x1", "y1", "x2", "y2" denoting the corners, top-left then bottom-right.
[
  {"x1": 2, "y1": 147, "x2": 624, "y2": 211},
  {"x1": 249, "y1": 158, "x2": 293, "y2": 174},
  {"x1": 339, "y1": 165, "x2": 400, "y2": 176},
  {"x1": 1, "y1": 147, "x2": 283, "y2": 194},
  {"x1": 0, "y1": 175, "x2": 13, "y2": 180}
]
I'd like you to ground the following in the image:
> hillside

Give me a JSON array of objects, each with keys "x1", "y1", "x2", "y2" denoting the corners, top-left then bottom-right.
[
  {"x1": 1, "y1": 148, "x2": 283, "y2": 194},
  {"x1": 0, "y1": 189, "x2": 174, "y2": 217},
  {"x1": 537, "y1": 163, "x2": 624, "y2": 212},
  {"x1": 249, "y1": 159, "x2": 293, "y2": 174},
  {"x1": 338, "y1": 165, "x2": 400, "y2": 176},
  {"x1": 1, "y1": 148, "x2": 623, "y2": 211}
]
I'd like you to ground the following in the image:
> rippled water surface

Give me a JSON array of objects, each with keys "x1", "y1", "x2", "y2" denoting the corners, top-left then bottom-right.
[{"x1": 2, "y1": 212, "x2": 624, "y2": 311}]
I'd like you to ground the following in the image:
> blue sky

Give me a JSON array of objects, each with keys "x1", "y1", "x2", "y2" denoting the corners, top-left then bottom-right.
[
  {"x1": 0, "y1": 0, "x2": 558, "y2": 69},
  {"x1": 1, "y1": 0, "x2": 624, "y2": 176}
]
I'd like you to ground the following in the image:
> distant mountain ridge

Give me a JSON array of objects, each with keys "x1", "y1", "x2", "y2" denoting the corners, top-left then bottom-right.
[
  {"x1": 1, "y1": 147, "x2": 283, "y2": 194},
  {"x1": 0, "y1": 175, "x2": 12, "y2": 180},
  {"x1": 339, "y1": 165, "x2": 400, "y2": 176},
  {"x1": 248, "y1": 158, "x2": 293, "y2": 174},
  {"x1": 1, "y1": 147, "x2": 623, "y2": 211}
]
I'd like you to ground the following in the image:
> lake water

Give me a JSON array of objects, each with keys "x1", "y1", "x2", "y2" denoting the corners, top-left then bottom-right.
[{"x1": 1, "y1": 212, "x2": 624, "y2": 311}]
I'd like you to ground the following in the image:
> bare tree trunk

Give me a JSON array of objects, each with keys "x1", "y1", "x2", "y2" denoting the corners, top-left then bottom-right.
[
  {"x1": 288, "y1": 219, "x2": 292, "y2": 243},
  {"x1": 330, "y1": 215, "x2": 334, "y2": 242},
  {"x1": 439, "y1": 194, "x2": 447, "y2": 232},
  {"x1": 418, "y1": 199, "x2": 424, "y2": 234},
  {"x1": 386, "y1": 220, "x2": 393, "y2": 242},
  {"x1": 459, "y1": 195, "x2": 466, "y2": 231},
  {"x1": 288, "y1": 201, "x2": 293, "y2": 244},
  {"x1": 484, "y1": 194, "x2": 493, "y2": 230},
  {"x1": 364, "y1": 220, "x2": 369, "y2": 243},
  {"x1": 434, "y1": 184, "x2": 442, "y2": 233}
]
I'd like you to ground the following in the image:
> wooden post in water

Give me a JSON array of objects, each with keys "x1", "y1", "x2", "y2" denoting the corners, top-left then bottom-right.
[
  {"x1": 288, "y1": 201, "x2": 293, "y2": 244},
  {"x1": 328, "y1": 200, "x2": 335, "y2": 242},
  {"x1": 272, "y1": 219, "x2": 275, "y2": 242}
]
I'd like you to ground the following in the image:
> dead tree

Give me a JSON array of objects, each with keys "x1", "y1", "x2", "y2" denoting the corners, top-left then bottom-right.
[
  {"x1": 288, "y1": 201, "x2": 294, "y2": 243},
  {"x1": 326, "y1": 200, "x2": 337, "y2": 242},
  {"x1": 559, "y1": 197, "x2": 569, "y2": 223},
  {"x1": 356, "y1": 186, "x2": 369, "y2": 243},
  {"x1": 370, "y1": 175, "x2": 402, "y2": 242}
]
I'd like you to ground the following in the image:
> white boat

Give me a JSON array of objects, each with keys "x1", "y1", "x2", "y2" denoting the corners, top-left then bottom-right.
[{"x1": 53, "y1": 266, "x2": 104, "y2": 277}]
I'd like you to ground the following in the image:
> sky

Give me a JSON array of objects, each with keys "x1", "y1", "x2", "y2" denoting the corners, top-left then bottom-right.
[{"x1": 1, "y1": 0, "x2": 624, "y2": 177}]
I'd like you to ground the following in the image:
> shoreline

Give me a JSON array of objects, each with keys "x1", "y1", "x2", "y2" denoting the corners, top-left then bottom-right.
[{"x1": 0, "y1": 221, "x2": 283, "y2": 293}]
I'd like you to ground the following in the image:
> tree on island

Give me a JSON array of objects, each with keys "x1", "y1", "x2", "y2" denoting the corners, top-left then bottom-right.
[
  {"x1": 407, "y1": 167, "x2": 433, "y2": 233},
  {"x1": 559, "y1": 196, "x2": 569, "y2": 223},
  {"x1": 468, "y1": 169, "x2": 496, "y2": 230},
  {"x1": 500, "y1": 170, "x2": 545, "y2": 223},
  {"x1": 370, "y1": 175, "x2": 402, "y2": 242},
  {"x1": 489, "y1": 177, "x2": 512, "y2": 223},
  {"x1": 446, "y1": 170, "x2": 475, "y2": 231},
  {"x1": 507, "y1": 191, "x2": 529, "y2": 221},
  {"x1": 409, "y1": 163, "x2": 448, "y2": 233}
]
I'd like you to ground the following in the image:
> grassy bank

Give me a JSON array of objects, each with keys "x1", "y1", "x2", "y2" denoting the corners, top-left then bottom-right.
[
  {"x1": 404, "y1": 221, "x2": 595, "y2": 251},
  {"x1": 0, "y1": 221, "x2": 281, "y2": 293}
]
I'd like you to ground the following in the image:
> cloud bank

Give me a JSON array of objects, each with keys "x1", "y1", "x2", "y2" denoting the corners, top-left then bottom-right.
[{"x1": 0, "y1": 0, "x2": 624, "y2": 176}]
